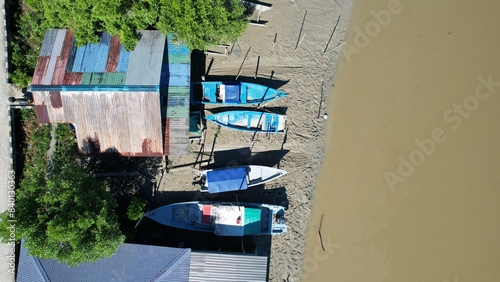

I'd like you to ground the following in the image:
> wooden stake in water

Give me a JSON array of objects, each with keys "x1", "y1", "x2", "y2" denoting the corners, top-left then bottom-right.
[{"x1": 318, "y1": 214, "x2": 326, "y2": 251}]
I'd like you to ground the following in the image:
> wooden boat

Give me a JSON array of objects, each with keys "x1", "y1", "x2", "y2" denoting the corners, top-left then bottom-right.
[
  {"x1": 198, "y1": 165, "x2": 288, "y2": 193},
  {"x1": 145, "y1": 201, "x2": 288, "y2": 236},
  {"x1": 191, "y1": 81, "x2": 287, "y2": 105},
  {"x1": 205, "y1": 110, "x2": 286, "y2": 133}
]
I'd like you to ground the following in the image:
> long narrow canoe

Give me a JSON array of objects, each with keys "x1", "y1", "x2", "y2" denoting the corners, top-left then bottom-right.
[
  {"x1": 205, "y1": 110, "x2": 286, "y2": 133},
  {"x1": 145, "y1": 201, "x2": 288, "y2": 236},
  {"x1": 191, "y1": 81, "x2": 287, "y2": 105},
  {"x1": 199, "y1": 165, "x2": 288, "y2": 193}
]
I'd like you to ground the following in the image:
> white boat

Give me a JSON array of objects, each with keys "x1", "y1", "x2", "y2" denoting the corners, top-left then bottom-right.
[
  {"x1": 145, "y1": 201, "x2": 288, "y2": 236},
  {"x1": 198, "y1": 165, "x2": 288, "y2": 193}
]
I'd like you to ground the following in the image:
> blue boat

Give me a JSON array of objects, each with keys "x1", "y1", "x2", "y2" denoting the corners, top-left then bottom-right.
[
  {"x1": 205, "y1": 110, "x2": 286, "y2": 133},
  {"x1": 191, "y1": 81, "x2": 287, "y2": 105}
]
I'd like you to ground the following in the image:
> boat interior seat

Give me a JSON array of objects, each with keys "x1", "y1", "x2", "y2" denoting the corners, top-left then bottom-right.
[{"x1": 189, "y1": 204, "x2": 199, "y2": 221}]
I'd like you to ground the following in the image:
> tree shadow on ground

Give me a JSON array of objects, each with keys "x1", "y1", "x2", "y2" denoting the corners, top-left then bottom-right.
[{"x1": 79, "y1": 138, "x2": 163, "y2": 205}]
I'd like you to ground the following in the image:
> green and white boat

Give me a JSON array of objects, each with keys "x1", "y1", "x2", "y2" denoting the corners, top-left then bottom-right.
[{"x1": 145, "y1": 201, "x2": 287, "y2": 236}]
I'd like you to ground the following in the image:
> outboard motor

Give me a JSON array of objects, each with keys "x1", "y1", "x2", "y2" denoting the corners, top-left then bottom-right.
[
  {"x1": 276, "y1": 216, "x2": 286, "y2": 225},
  {"x1": 275, "y1": 209, "x2": 286, "y2": 224}
]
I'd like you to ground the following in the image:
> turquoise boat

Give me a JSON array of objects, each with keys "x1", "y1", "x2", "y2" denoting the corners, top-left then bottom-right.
[
  {"x1": 205, "y1": 110, "x2": 286, "y2": 133},
  {"x1": 145, "y1": 201, "x2": 288, "y2": 236},
  {"x1": 191, "y1": 81, "x2": 287, "y2": 105}
]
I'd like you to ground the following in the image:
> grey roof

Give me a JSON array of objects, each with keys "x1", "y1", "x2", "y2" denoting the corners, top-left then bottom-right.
[
  {"x1": 189, "y1": 252, "x2": 268, "y2": 282},
  {"x1": 17, "y1": 244, "x2": 269, "y2": 282},
  {"x1": 124, "y1": 30, "x2": 166, "y2": 85},
  {"x1": 17, "y1": 243, "x2": 191, "y2": 282}
]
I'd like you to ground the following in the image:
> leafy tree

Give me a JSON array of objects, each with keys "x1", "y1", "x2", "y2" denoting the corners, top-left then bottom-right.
[
  {"x1": 0, "y1": 111, "x2": 124, "y2": 266},
  {"x1": 127, "y1": 197, "x2": 148, "y2": 221},
  {"x1": 23, "y1": 0, "x2": 247, "y2": 50}
]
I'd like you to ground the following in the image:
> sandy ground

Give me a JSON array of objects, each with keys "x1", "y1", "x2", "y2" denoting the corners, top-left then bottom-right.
[{"x1": 159, "y1": 0, "x2": 353, "y2": 281}]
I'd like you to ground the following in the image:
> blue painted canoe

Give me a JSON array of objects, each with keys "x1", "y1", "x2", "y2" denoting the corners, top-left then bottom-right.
[
  {"x1": 191, "y1": 81, "x2": 287, "y2": 105},
  {"x1": 205, "y1": 110, "x2": 286, "y2": 133}
]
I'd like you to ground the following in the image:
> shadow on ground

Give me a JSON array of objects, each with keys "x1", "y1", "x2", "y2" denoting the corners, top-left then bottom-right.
[{"x1": 209, "y1": 148, "x2": 290, "y2": 169}]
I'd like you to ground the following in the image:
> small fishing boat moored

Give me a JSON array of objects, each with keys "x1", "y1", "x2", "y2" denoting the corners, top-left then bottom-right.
[
  {"x1": 191, "y1": 81, "x2": 287, "y2": 105},
  {"x1": 205, "y1": 110, "x2": 286, "y2": 133},
  {"x1": 198, "y1": 165, "x2": 288, "y2": 193},
  {"x1": 145, "y1": 201, "x2": 288, "y2": 236}
]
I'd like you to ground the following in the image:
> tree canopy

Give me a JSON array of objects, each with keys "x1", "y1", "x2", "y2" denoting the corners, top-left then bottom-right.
[
  {"x1": 24, "y1": 0, "x2": 247, "y2": 50},
  {"x1": 0, "y1": 110, "x2": 124, "y2": 266}
]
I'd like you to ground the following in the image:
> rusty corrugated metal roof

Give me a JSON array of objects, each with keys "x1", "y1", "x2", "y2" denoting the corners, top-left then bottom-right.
[
  {"x1": 34, "y1": 104, "x2": 50, "y2": 123},
  {"x1": 31, "y1": 29, "x2": 155, "y2": 87},
  {"x1": 31, "y1": 29, "x2": 191, "y2": 156}
]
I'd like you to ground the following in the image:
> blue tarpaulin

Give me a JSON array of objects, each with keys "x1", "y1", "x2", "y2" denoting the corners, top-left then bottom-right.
[
  {"x1": 207, "y1": 167, "x2": 248, "y2": 193},
  {"x1": 225, "y1": 84, "x2": 240, "y2": 103}
]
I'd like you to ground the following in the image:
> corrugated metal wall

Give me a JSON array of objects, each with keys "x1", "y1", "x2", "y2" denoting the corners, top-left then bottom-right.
[
  {"x1": 189, "y1": 252, "x2": 268, "y2": 282},
  {"x1": 163, "y1": 36, "x2": 191, "y2": 156}
]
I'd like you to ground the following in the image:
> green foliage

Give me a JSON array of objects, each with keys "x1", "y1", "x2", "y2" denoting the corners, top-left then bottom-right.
[
  {"x1": 127, "y1": 197, "x2": 147, "y2": 221},
  {"x1": 10, "y1": 0, "x2": 247, "y2": 87},
  {"x1": 156, "y1": 0, "x2": 247, "y2": 50},
  {"x1": 21, "y1": 0, "x2": 247, "y2": 50},
  {"x1": 12, "y1": 111, "x2": 124, "y2": 266},
  {"x1": 0, "y1": 212, "x2": 15, "y2": 243}
]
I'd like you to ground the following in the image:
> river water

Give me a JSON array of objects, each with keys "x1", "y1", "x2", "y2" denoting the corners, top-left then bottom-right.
[{"x1": 302, "y1": 0, "x2": 500, "y2": 281}]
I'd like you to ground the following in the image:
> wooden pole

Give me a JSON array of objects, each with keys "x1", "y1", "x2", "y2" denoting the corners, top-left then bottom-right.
[
  {"x1": 236, "y1": 47, "x2": 251, "y2": 80},
  {"x1": 318, "y1": 214, "x2": 326, "y2": 251},
  {"x1": 317, "y1": 82, "x2": 324, "y2": 118},
  {"x1": 323, "y1": 15, "x2": 342, "y2": 54},
  {"x1": 295, "y1": 11, "x2": 307, "y2": 51},
  {"x1": 254, "y1": 56, "x2": 260, "y2": 80},
  {"x1": 205, "y1": 57, "x2": 214, "y2": 76},
  {"x1": 296, "y1": 33, "x2": 306, "y2": 50}
]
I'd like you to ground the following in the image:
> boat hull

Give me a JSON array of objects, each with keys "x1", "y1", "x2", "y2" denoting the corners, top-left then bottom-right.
[
  {"x1": 200, "y1": 165, "x2": 288, "y2": 193},
  {"x1": 145, "y1": 201, "x2": 287, "y2": 236},
  {"x1": 191, "y1": 81, "x2": 287, "y2": 105},
  {"x1": 206, "y1": 110, "x2": 286, "y2": 133}
]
